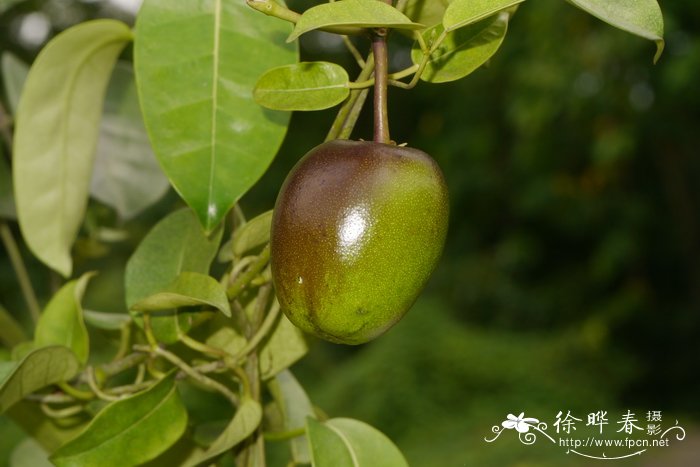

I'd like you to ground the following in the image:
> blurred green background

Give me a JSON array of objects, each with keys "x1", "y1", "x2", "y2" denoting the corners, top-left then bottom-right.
[{"x1": 1, "y1": 0, "x2": 699, "y2": 465}]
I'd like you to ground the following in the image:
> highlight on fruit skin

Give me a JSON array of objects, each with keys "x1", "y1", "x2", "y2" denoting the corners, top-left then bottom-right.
[{"x1": 270, "y1": 139, "x2": 449, "y2": 345}]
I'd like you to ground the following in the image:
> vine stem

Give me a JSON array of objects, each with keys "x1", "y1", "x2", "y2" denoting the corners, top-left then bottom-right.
[
  {"x1": 326, "y1": 54, "x2": 374, "y2": 141},
  {"x1": 0, "y1": 223, "x2": 41, "y2": 323}
]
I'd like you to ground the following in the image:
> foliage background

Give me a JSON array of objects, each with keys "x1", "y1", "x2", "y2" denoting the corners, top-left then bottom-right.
[{"x1": 1, "y1": 0, "x2": 698, "y2": 465}]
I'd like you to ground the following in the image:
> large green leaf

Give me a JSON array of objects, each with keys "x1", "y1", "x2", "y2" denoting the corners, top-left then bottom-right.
[
  {"x1": 268, "y1": 370, "x2": 315, "y2": 464},
  {"x1": 403, "y1": 0, "x2": 451, "y2": 27},
  {"x1": 260, "y1": 313, "x2": 307, "y2": 380},
  {"x1": 12, "y1": 20, "x2": 132, "y2": 277},
  {"x1": 0, "y1": 346, "x2": 80, "y2": 413},
  {"x1": 289, "y1": 0, "x2": 423, "y2": 42},
  {"x1": 1, "y1": 52, "x2": 28, "y2": 114},
  {"x1": 90, "y1": 62, "x2": 169, "y2": 220},
  {"x1": 34, "y1": 273, "x2": 93, "y2": 365},
  {"x1": 130, "y1": 271, "x2": 231, "y2": 317},
  {"x1": 306, "y1": 417, "x2": 408, "y2": 467},
  {"x1": 134, "y1": 0, "x2": 298, "y2": 231},
  {"x1": 566, "y1": 0, "x2": 664, "y2": 63},
  {"x1": 51, "y1": 372, "x2": 187, "y2": 467},
  {"x1": 443, "y1": 0, "x2": 524, "y2": 31},
  {"x1": 125, "y1": 208, "x2": 222, "y2": 343},
  {"x1": 412, "y1": 13, "x2": 509, "y2": 83},
  {"x1": 183, "y1": 397, "x2": 262, "y2": 467},
  {"x1": 254, "y1": 62, "x2": 350, "y2": 111}
]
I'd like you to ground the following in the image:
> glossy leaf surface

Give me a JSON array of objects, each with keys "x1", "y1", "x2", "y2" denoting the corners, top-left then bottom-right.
[
  {"x1": 403, "y1": 0, "x2": 451, "y2": 27},
  {"x1": 51, "y1": 372, "x2": 187, "y2": 467},
  {"x1": 288, "y1": 0, "x2": 423, "y2": 42},
  {"x1": 134, "y1": 0, "x2": 297, "y2": 231},
  {"x1": 12, "y1": 19, "x2": 132, "y2": 277},
  {"x1": 254, "y1": 62, "x2": 349, "y2": 111},
  {"x1": 444, "y1": 0, "x2": 524, "y2": 31}
]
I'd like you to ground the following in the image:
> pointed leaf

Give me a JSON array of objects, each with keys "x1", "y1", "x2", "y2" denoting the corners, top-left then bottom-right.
[
  {"x1": 444, "y1": 0, "x2": 524, "y2": 31},
  {"x1": 184, "y1": 397, "x2": 262, "y2": 467},
  {"x1": 12, "y1": 20, "x2": 132, "y2": 277},
  {"x1": 289, "y1": 0, "x2": 423, "y2": 42},
  {"x1": 566, "y1": 0, "x2": 664, "y2": 63},
  {"x1": 403, "y1": 0, "x2": 451, "y2": 28},
  {"x1": 125, "y1": 208, "x2": 223, "y2": 343},
  {"x1": 1, "y1": 52, "x2": 28, "y2": 115},
  {"x1": 268, "y1": 370, "x2": 315, "y2": 464},
  {"x1": 131, "y1": 271, "x2": 231, "y2": 317},
  {"x1": 34, "y1": 273, "x2": 93, "y2": 364},
  {"x1": 134, "y1": 0, "x2": 298, "y2": 231},
  {"x1": 0, "y1": 346, "x2": 80, "y2": 413},
  {"x1": 254, "y1": 62, "x2": 349, "y2": 111},
  {"x1": 412, "y1": 13, "x2": 509, "y2": 83},
  {"x1": 307, "y1": 417, "x2": 408, "y2": 467},
  {"x1": 51, "y1": 372, "x2": 187, "y2": 467},
  {"x1": 233, "y1": 210, "x2": 273, "y2": 257},
  {"x1": 83, "y1": 310, "x2": 131, "y2": 331},
  {"x1": 90, "y1": 62, "x2": 169, "y2": 220}
]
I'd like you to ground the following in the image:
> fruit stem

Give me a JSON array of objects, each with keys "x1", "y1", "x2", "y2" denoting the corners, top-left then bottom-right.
[{"x1": 372, "y1": 26, "x2": 391, "y2": 144}]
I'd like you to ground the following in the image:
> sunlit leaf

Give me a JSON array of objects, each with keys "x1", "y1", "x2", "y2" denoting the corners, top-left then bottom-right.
[
  {"x1": 134, "y1": 0, "x2": 298, "y2": 231},
  {"x1": 307, "y1": 417, "x2": 408, "y2": 467},
  {"x1": 443, "y1": 0, "x2": 524, "y2": 31},
  {"x1": 125, "y1": 208, "x2": 222, "y2": 343},
  {"x1": 90, "y1": 62, "x2": 169, "y2": 220},
  {"x1": 412, "y1": 13, "x2": 509, "y2": 83},
  {"x1": 12, "y1": 19, "x2": 132, "y2": 277},
  {"x1": 566, "y1": 0, "x2": 664, "y2": 63},
  {"x1": 34, "y1": 272, "x2": 93, "y2": 364},
  {"x1": 288, "y1": 0, "x2": 423, "y2": 42},
  {"x1": 51, "y1": 372, "x2": 187, "y2": 467},
  {"x1": 0, "y1": 346, "x2": 80, "y2": 413},
  {"x1": 183, "y1": 397, "x2": 262, "y2": 467},
  {"x1": 268, "y1": 370, "x2": 315, "y2": 464},
  {"x1": 1, "y1": 52, "x2": 28, "y2": 115},
  {"x1": 403, "y1": 0, "x2": 451, "y2": 27},
  {"x1": 254, "y1": 62, "x2": 349, "y2": 111},
  {"x1": 131, "y1": 271, "x2": 231, "y2": 317}
]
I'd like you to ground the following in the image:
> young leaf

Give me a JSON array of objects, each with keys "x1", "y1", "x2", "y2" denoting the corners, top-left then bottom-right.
[
  {"x1": 412, "y1": 13, "x2": 509, "y2": 83},
  {"x1": 183, "y1": 397, "x2": 262, "y2": 467},
  {"x1": 268, "y1": 370, "x2": 315, "y2": 464},
  {"x1": 254, "y1": 62, "x2": 350, "y2": 111},
  {"x1": 443, "y1": 0, "x2": 524, "y2": 31},
  {"x1": 260, "y1": 313, "x2": 307, "y2": 380},
  {"x1": 403, "y1": 0, "x2": 451, "y2": 28},
  {"x1": 51, "y1": 372, "x2": 187, "y2": 467},
  {"x1": 0, "y1": 153, "x2": 16, "y2": 219},
  {"x1": 130, "y1": 271, "x2": 231, "y2": 317},
  {"x1": 288, "y1": 0, "x2": 423, "y2": 42},
  {"x1": 306, "y1": 417, "x2": 408, "y2": 467},
  {"x1": 125, "y1": 208, "x2": 222, "y2": 343},
  {"x1": 82, "y1": 310, "x2": 131, "y2": 331},
  {"x1": 0, "y1": 346, "x2": 80, "y2": 413},
  {"x1": 90, "y1": 62, "x2": 169, "y2": 221},
  {"x1": 134, "y1": 0, "x2": 298, "y2": 231},
  {"x1": 233, "y1": 209, "x2": 273, "y2": 257},
  {"x1": 1, "y1": 52, "x2": 28, "y2": 114},
  {"x1": 12, "y1": 19, "x2": 132, "y2": 277},
  {"x1": 34, "y1": 272, "x2": 93, "y2": 364},
  {"x1": 566, "y1": 0, "x2": 664, "y2": 63}
]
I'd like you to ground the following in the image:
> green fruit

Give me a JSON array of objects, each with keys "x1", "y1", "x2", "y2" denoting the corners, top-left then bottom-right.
[{"x1": 270, "y1": 140, "x2": 449, "y2": 344}]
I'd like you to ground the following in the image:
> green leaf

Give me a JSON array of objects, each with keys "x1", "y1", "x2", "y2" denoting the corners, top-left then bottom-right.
[
  {"x1": 307, "y1": 417, "x2": 408, "y2": 467},
  {"x1": 51, "y1": 372, "x2": 187, "y2": 467},
  {"x1": 0, "y1": 346, "x2": 80, "y2": 413},
  {"x1": 260, "y1": 313, "x2": 307, "y2": 380},
  {"x1": 10, "y1": 437, "x2": 52, "y2": 467},
  {"x1": 443, "y1": 0, "x2": 524, "y2": 31},
  {"x1": 125, "y1": 208, "x2": 223, "y2": 343},
  {"x1": 0, "y1": 303, "x2": 27, "y2": 348},
  {"x1": 1, "y1": 52, "x2": 28, "y2": 115},
  {"x1": 82, "y1": 310, "x2": 131, "y2": 331},
  {"x1": 131, "y1": 271, "x2": 231, "y2": 317},
  {"x1": 206, "y1": 326, "x2": 247, "y2": 355},
  {"x1": 34, "y1": 272, "x2": 93, "y2": 364},
  {"x1": 254, "y1": 62, "x2": 349, "y2": 111},
  {"x1": 566, "y1": 0, "x2": 664, "y2": 63},
  {"x1": 0, "y1": 152, "x2": 16, "y2": 219},
  {"x1": 268, "y1": 370, "x2": 315, "y2": 464},
  {"x1": 289, "y1": 0, "x2": 423, "y2": 42},
  {"x1": 134, "y1": 0, "x2": 298, "y2": 231},
  {"x1": 183, "y1": 397, "x2": 262, "y2": 467},
  {"x1": 233, "y1": 210, "x2": 273, "y2": 257},
  {"x1": 90, "y1": 62, "x2": 169, "y2": 220},
  {"x1": 6, "y1": 400, "x2": 89, "y2": 453},
  {"x1": 412, "y1": 13, "x2": 509, "y2": 83},
  {"x1": 12, "y1": 20, "x2": 132, "y2": 277},
  {"x1": 403, "y1": 0, "x2": 451, "y2": 28}
]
